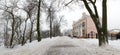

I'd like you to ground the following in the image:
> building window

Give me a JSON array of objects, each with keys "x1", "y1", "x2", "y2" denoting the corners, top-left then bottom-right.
[
  {"x1": 82, "y1": 29, "x2": 85, "y2": 37},
  {"x1": 82, "y1": 22, "x2": 85, "y2": 29}
]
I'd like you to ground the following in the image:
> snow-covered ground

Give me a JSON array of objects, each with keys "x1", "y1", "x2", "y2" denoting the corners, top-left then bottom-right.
[
  {"x1": 82, "y1": 38, "x2": 120, "y2": 50},
  {"x1": 0, "y1": 36, "x2": 120, "y2": 55}
]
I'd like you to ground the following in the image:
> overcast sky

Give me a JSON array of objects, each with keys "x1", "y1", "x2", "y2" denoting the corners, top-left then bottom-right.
[
  {"x1": 60, "y1": 0, "x2": 120, "y2": 31},
  {"x1": 0, "y1": 0, "x2": 119, "y2": 32}
]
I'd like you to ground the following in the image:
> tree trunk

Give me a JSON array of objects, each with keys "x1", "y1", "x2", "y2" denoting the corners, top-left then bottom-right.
[
  {"x1": 10, "y1": 14, "x2": 15, "y2": 48},
  {"x1": 21, "y1": 21, "x2": 27, "y2": 46},
  {"x1": 48, "y1": 8, "x2": 53, "y2": 38},
  {"x1": 102, "y1": 0, "x2": 108, "y2": 43},
  {"x1": 50, "y1": 16, "x2": 52, "y2": 38},
  {"x1": 97, "y1": 29, "x2": 105, "y2": 46},
  {"x1": 4, "y1": 23, "x2": 9, "y2": 48},
  {"x1": 21, "y1": 35, "x2": 25, "y2": 46},
  {"x1": 82, "y1": 0, "x2": 108, "y2": 46},
  {"x1": 37, "y1": 0, "x2": 41, "y2": 42},
  {"x1": 29, "y1": 21, "x2": 33, "y2": 42},
  {"x1": 98, "y1": 0, "x2": 108, "y2": 46}
]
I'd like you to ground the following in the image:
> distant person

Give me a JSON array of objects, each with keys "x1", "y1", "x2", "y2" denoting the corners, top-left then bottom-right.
[
  {"x1": 87, "y1": 34, "x2": 90, "y2": 38},
  {"x1": 68, "y1": 35, "x2": 71, "y2": 37}
]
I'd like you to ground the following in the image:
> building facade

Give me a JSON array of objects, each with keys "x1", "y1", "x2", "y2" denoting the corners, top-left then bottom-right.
[{"x1": 72, "y1": 13, "x2": 99, "y2": 38}]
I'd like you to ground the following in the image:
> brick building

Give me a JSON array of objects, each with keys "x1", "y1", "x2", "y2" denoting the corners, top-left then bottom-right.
[{"x1": 72, "y1": 13, "x2": 101, "y2": 38}]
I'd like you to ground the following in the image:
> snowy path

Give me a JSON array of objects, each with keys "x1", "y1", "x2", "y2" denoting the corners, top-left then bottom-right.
[
  {"x1": 43, "y1": 37, "x2": 120, "y2": 55},
  {"x1": 43, "y1": 37, "x2": 89, "y2": 55},
  {"x1": 1, "y1": 36, "x2": 120, "y2": 55}
]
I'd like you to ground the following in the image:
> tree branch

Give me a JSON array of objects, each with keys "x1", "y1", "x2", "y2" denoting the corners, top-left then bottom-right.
[
  {"x1": 88, "y1": 0, "x2": 99, "y2": 18},
  {"x1": 82, "y1": 0, "x2": 101, "y2": 30},
  {"x1": 65, "y1": 0, "x2": 74, "y2": 6}
]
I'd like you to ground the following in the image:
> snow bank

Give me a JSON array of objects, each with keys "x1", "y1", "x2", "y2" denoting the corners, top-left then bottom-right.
[
  {"x1": 109, "y1": 40, "x2": 120, "y2": 50},
  {"x1": 82, "y1": 38, "x2": 120, "y2": 50},
  {"x1": 0, "y1": 36, "x2": 120, "y2": 55},
  {"x1": 71, "y1": 38, "x2": 120, "y2": 55},
  {"x1": 0, "y1": 36, "x2": 60, "y2": 55}
]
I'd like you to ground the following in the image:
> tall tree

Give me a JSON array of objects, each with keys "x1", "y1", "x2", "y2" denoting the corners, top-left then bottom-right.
[
  {"x1": 43, "y1": 0, "x2": 63, "y2": 38},
  {"x1": 0, "y1": 0, "x2": 19, "y2": 48},
  {"x1": 66, "y1": 0, "x2": 108, "y2": 46},
  {"x1": 23, "y1": 0, "x2": 37, "y2": 42},
  {"x1": 37, "y1": 0, "x2": 41, "y2": 42},
  {"x1": 3, "y1": 15, "x2": 10, "y2": 48},
  {"x1": 102, "y1": 0, "x2": 108, "y2": 44},
  {"x1": 47, "y1": 6, "x2": 55, "y2": 38},
  {"x1": 82, "y1": 0, "x2": 108, "y2": 46}
]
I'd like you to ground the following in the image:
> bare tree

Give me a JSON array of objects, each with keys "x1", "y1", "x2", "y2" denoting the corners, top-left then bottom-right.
[
  {"x1": 53, "y1": 16, "x2": 64, "y2": 36},
  {"x1": 0, "y1": 0, "x2": 31, "y2": 47},
  {"x1": 37, "y1": 0, "x2": 42, "y2": 41},
  {"x1": 0, "y1": 0, "x2": 20, "y2": 48},
  {"x1": 66, "y1": 0, "x2": 108, "y2": 46},
  {"x1": 14, "y1": 16, "x2": 23, "y2": 45},
  {"x1": 0, "y1": 0, "x2": 43, "y2": 47},
  {"x1": 82, "y1": 0, "x2": 108, "y2": 46},
  {"x1": 47, "y1": 6, "x2": 56, "y2": 38},
  {"x1": 43, "y1": 0, "x2": 62, "y2": 38},
  {"x1": 3, "y1": 15, "x2": 10, "y2": 48},
  {"x1": 24, "y1": 0, "x2": 38, "y2": 42}
]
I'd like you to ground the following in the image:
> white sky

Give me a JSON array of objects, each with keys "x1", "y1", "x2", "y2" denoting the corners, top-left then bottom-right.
[
  {"x1": 0, "y1": 0, "x2": 119, "y2": 33},
  {"x1": 61, "y1": 0, "x2": 120, "y2": 31}
]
